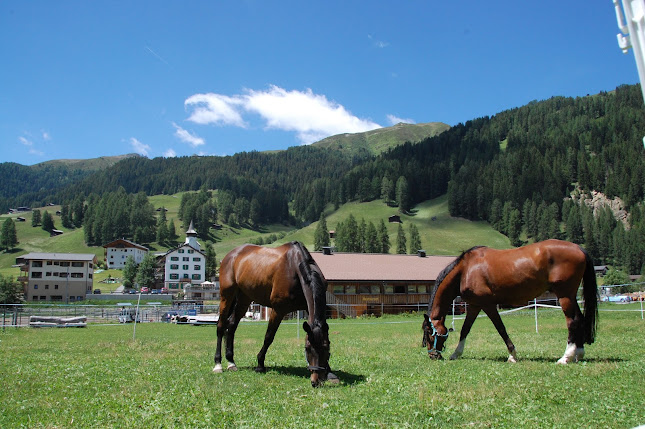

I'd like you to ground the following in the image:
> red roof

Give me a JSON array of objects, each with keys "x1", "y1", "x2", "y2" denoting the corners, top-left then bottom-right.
[{"x1": 311, "y1": 252, "x2": 456, "y2": 282}]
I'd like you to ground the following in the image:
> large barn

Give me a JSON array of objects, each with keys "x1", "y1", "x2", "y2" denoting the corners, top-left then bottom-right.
[{"x1": 311, "y1": 250, "x2": 456, "y2": 317}]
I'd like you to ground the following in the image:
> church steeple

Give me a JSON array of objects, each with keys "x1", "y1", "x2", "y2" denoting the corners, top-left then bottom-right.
[{"x1": 185, "y1": 220, "x2": 200, "y2": 251}]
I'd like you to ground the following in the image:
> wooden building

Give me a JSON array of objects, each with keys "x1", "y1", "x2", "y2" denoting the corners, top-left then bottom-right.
[{"x1": 311, "y1": 251, "x2": 455, "y2": 317}]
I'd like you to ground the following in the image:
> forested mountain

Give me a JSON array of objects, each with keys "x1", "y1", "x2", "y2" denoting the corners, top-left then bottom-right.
[{"x1": 2, "y1": 84, "x2": 645, "y2": 271}]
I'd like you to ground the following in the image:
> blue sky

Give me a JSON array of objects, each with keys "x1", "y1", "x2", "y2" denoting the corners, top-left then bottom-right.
[{"x1": 0, "y1": 1, "x2": 641, "y2": 165}]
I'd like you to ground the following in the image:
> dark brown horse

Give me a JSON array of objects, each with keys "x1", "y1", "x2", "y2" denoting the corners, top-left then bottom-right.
[
  {"x1": 423, "y1": 239, "x2": 598, "y2": 363},
  {"x1": 214, "y1": 241, "x2": 337, "y2": 387}
]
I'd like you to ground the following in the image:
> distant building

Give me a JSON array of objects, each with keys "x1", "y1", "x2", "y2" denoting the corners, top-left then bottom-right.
[
  {"x1": 158, "y1": 221, "x2": 206, "y2": 293},
  {"x1": 16, "y1": 253, "x2": 97, "y2": 302},
  {"x1": 103, "y1": 238, "x2": 149, "y2": 269}
]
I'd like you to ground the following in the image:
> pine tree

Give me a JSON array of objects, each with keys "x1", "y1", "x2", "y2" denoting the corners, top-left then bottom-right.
[
  {"x1": 313, "y1": 213, "x2": 330, "y2": 251},
  {"x1": 122, "y1": 256, "x2": 138, "y2": 289},
  {"x1": 41, "y1": 210, "x2": 55, "y2": 233},
  {"x1": 408, "y1": 223, "x2": 422, "y2": 254},
  {"x1": 396, "y1": 223, "x2": 407, "y2": 254},
  {"x1": 31, "y1": 209, "x2": 41, "y2": 227},
  {"x1": 1, "y1": 218, "x2": 18, "y2": 250},
  {"x1": 366, "y1": 221, "x2": 379, "y2": 253},
  {"x1": 396, "y1": 176, "x2": 410, "y2": 213},
  {"x1": 168, "y1": 219, "x2": 178, "y2": 242},
  {"x1": 378, "y1": 220, "x2": 390, "y2": 254},
  {"x1": 205, "y1": 243, "x2": 218, "y2": 280}
]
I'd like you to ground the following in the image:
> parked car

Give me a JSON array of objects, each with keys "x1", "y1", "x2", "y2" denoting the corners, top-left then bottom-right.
[
  {"x1": 602, "y1": 295, "x2": 631, "y2": 302},
  {"x1": 151, "y1": 289, "x2": 160, "y2": 294},
  {"x1": 161, "y1": 287, "x2": 169, "y2": 294},
  {"x1": 140, "y1": 287, "x2": 149, "y2": 294},
  {"x1": 93, "y1": 289, "x2": 101, "y2": 294}
]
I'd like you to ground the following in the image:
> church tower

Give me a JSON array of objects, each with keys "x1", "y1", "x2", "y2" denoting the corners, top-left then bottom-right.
[{"x1": 185, "y1": 220, "x2": 201, "y2": 251}]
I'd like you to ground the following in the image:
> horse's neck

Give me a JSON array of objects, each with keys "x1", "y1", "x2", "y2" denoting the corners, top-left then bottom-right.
[
  {"x1": 431, "y1": 267, "x2": 461, "y2": 321},
  {"x1": 308, "y1": 271, "x2": 327, "y2": 324}
]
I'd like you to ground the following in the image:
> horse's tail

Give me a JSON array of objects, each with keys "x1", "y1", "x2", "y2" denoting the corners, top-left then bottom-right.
[{"x1": 580, "y1": 246, "x2": 599, "y2": 345}]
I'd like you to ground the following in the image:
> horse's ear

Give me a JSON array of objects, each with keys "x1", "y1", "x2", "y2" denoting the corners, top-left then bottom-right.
[
  {"x1": 303, "y1": 321, "x2": 312, "y2": 334},
  {"x1": 423, "y1": 314, "x2": 429, "y2": 322}
]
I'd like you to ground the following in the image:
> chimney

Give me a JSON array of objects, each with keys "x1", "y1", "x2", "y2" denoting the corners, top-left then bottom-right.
[
  {"x1": 417, "y1": 250, "x2": 426, "y2": 258},
  {"x1": 322, "y1": 247, "x2": 332, "y2": 255}
]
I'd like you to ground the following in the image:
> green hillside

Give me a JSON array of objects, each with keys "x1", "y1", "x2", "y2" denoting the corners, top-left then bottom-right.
[
  {"x1": 0, "y1": 194, "x2": 510, "y2": 282},
  {"x1": 32, "y1": 153, "x2": 141, "y2": 172},
  {"x1": 312, "y1": 122, "x2": 450, "y2": 157}
]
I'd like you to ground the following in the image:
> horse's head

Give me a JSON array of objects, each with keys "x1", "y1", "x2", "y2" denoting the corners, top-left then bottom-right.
[
  {"x1": 423, "y1": 314, "x2": 449, "y2": 360},
  {"x1": 303, "y1": 320, "x2": 330, "y2": 387}
]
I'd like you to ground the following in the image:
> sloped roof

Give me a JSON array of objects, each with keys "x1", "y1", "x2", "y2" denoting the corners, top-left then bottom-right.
[
  {"x1": 18, "y1": 253, "x2": 97, "y2": 262},
  {"x1": 102, "y1": 238, "x2": 149, "y2": 251},
  {"x1": 311, "y1": 252, "x2": 456, "y2": 282}
]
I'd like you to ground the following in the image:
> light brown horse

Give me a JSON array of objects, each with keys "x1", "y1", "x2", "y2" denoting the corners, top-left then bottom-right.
[
  {"x1": 423, "y1": 239, "x2": 598, "y2": 363},
  {"x1": 214, "y1": 241, "x2": 337, "y2": 387}
]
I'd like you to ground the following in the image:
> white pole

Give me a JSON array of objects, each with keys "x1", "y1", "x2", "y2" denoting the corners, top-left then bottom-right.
[
  {"x1": 534, "y1": 298, "x2": 539, "y2": 334},
  {"x1": 133, "y1": 292, "x2": 142, "y2": 341},
  {"x1": 297, "y1": 310, "x2": 300, "y2": 339},
  {"x1": 640, "y1": 291, "x2": 643, "y2": 320}
]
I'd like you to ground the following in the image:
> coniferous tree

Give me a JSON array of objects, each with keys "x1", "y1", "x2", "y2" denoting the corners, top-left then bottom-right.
[
  {"x1": 205, "y1": 243, "x2": 218, "y2": 280},
  {"x1": 365, "y1": 221, "x2": 379, "y2": 253},
  {"x1": 61, "y1": 204, "x2": 73, "y2": 228},
  {"x1": 396, "y1": 176, "x2": 410, "y2": 213},
  {"x1": 396, "y1": 223, "x2": 407, "y2": 254},
  {"x1": 168, "y1": 219, "x2": 178, "y2": 242},
  {"x1": 357, "y1": 218, "x2": 367, "y2": 252},
  {"x1": 31, "y1": 209, "x2": 41, "y2": 227},
  {"x1": 408, "y1": 223, "x2": 422, "y2": 254},
  {"x1": 122, "y1": 256, "x2": 138, "y2": 289},
  {"x1": 313, "y1": 213, "x2": 330, "y2": 251},
  {"x1": 41, "y1": 210, "x2": 55, "y2": 233},
  {"x1": 378, "y1": 219, "x2": 390, "y2": 254},
  {"x1": 156, "y1": 207, "x2": 169, "y2": 244},
  {"x1": 1, "y1": 218, "x2": 18, "y2": 251}
]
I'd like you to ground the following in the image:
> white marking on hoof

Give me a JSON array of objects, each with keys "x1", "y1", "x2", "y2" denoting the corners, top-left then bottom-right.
[
  {"x1": 213, "y1": 363, "x2": 223, "y2": 373},
  {"x1": 557, "y1": 342, "x2": 577, "y2": 364},
  {"x1": 227, "y1": 363, "x2": 238, "y2": 371},
  {"x1": 507, "y1": 349, "x2": 518, "y2": 363}
]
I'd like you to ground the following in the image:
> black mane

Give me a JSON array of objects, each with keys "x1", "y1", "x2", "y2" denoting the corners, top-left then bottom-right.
[
  {"x1": 293, "y1": 241, "x2": 328, "y2": 324},
  {"x1": 428, "y1": 246, "x2": 486, "y2": 313}
]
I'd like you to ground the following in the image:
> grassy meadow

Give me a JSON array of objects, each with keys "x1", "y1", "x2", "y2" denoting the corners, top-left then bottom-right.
[{"x1": 1, "y1": 306, "x2": 643, "y2": 428}]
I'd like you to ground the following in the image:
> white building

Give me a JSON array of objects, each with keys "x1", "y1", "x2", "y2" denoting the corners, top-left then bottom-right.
[
  {"x1": 16, "y1": 253, "x2": 97, "y2": 302},
  {"x1": 161, "y1": 221, "x2": 206, "y2": 292},
  {"x1": 103, "y1": 238, "x2": 148, "y2": 269}
]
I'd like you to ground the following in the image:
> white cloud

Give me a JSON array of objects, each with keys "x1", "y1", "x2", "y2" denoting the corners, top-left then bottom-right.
[
  {"x1": 387, "y1": 114, "x2": 415, "y2": 125},
  {"x1": 19, "y1": 136, "x2": 33, "y2": 146},
  {"x1": 185, "y1": 85, "x2": 382, "y2": 144},
  {"x1": 42, "y1": 131, "x2": 51, "y2": 141},
  {"x1": 163, "y1": 148, "x2": 177, "y2": 158},
  {"x1": 172, "y1": 122, "x2": 205, "y2": 147},
  {"x1": 184, "y1": 93, "x2": 246, "y2": 127},
  {"x1": 130, "y1": 137, "x2": 150, "y2": 157},
  {"x1": 368, "y1": 34, "x2": 389, "y2": 48}
]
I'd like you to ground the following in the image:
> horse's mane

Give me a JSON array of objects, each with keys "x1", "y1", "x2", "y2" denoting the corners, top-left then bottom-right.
[
  {"x1": 293, "y1": 241, "x2": 327, "y2": 325},
  {"x1": 428, "y1": 246, "x2": 486, "y2": 313}
]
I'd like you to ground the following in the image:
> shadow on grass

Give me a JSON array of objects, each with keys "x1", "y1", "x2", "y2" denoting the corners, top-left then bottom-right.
[
  {"x1": 450, "y1": 356, "x2": 626, "y2": 364},
  {"x1": 263, "y1": 366, "x2": 366, "y2": 386}
]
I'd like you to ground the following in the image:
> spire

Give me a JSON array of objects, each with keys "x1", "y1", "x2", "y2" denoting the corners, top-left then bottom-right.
[
  {"x1": 186, "y1": 220, "x2": 197, "y2": 236},
  {"x1": 184, "y1": 220, "x2": 200, "y2": 251}
]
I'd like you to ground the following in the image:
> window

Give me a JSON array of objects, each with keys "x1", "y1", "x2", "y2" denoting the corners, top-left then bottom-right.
[
  {"x1": 32, "y1": 261, "x2": 43, "y2": 267},
  {"x1": 188, "y1": 249, "x2": 194, "y2": 254},
  {"x1": 32, "y1": 296, "x2": 38, "y2": 301},
  {"x1": 72, "y1": 262, "x2": 83, "y2": 267},
  {"x1": 183, "y1": 274, "x2": 189, "y2": 279},
  {"x1": 418, "y1": 285, "x2": 427, "y2": 294},
  {"x1": 183, "y1": 257, "x2": 189, "y2": 261},
  {"x1": 170, "y1": 274, "x2": 179, "y2": 280},
  {"x1": 384, "y1": 285, "x2": 394, "y2": 294},
  {"x1": 171, "y1": 257, "x2": 179, "y2": 261},
  {"x1": 370, "y1": 285, "x2": 381, "y2": 294},
  {"x1": 194, "y1": 265, "x2": 201, "y2": 270},
  {"x1": 407, "y1": 285, "x2": 417, "y2": 294},
  {"x1": 192, "y1": 274, "x2": 201, "y2": 280},
  {"x1": 182, "y1": 265, "x2": 189, "y2": 270},
  {"x1": 34, "y1": 284, "x2": 39, "y2": 289},
  {"x1": 333, "y1": 285, "x2": 344, "y2": 294},
  {"x1": 346, "y1": 286, "x2": 356, "y2": 294},
  {"x1": 358, "y1": 286, "x2": 370, "y2": 294},
  {"x1": 178, "y1": 249, "x2": 184, "y2": 253},
  {"x1": 46, "y1": 261, "x2": 52, "y2": 265},
  {"x1": 170, "y1": 264, "x2": 179, "y2": 270},
  {"x1": 46, "y1": 272, "x2": 52, "y2": 277},
  {"x1": 54, "y1": 285, "x2": 59, "y2": 290},
  {"x1": 60, "y1": 262, "x2": 70, "y2": 267},
  {"x1": 45, "y1": 284, "x2": 49, "y2": 289},
  {"x1": 193, "y1": 257, "x2": 201, "y2": 262},
  {"x1": 31, "y1": 272, "x2": 42, "y2": 278},
  {"x1": 71, "y1": 273, "x2": 83, "y2": 278},
  {"x1": 170, "y1": 283, "x2": 180, "y2": 289}
]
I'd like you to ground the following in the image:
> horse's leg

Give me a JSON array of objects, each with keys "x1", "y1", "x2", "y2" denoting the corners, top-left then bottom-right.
[
  {"x1": 255, "y1": 309, "x2": 284, "y2": 373},
  {"x1": 556, "y1": 296, "x2": 585, "y2": 364},
  {"x1": 450, "y1": 305, "x2": 481, "y2": 360},
  {"x1": 223, "y1": 295, "x2": 252, "y2": 371},
  {"x1": 483, "y1": 306, "x2": 517, "y2": 363},
  {"x1": 214, "y1": 294, "x2": 235, "y2": 373}
]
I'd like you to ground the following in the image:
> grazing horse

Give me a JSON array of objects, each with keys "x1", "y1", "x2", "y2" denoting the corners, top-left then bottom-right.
[
  {"x1": 423, "y1": 239, "x2": 598, "y2": 364},
  {"x1": 214, "y1": 241, "x2": 337, "y2": 387}
]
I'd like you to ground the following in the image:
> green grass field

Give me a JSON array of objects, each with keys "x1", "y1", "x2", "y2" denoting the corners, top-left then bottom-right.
[{"x1": 1, "y1": 305, "x2": 643, "y2": 428}]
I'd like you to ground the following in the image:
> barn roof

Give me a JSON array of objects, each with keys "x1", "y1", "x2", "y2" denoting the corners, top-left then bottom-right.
[{"x1": 311, "y1": 252, "x2": 456, "y2": 282}]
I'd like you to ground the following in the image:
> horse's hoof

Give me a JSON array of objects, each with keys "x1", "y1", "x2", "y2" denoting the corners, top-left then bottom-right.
[
  {"x1": 227, "y1": 363, "x2": 238, "y2": 371},
  {"x1": 556, "y1": 357, "x2": 569, "y2": 365},
  {"x1": 254, "y1": 366, "x2": 267, "y2": 373},
  {"x1": 449, "y1": 353, "x2": 459, "y2": 360},
  {"x1": 213, "y1": 364, "x2": 223, "y2": 373},
  {"x1": 507, "y1": 356, "x2": 517, "y2": 363}
]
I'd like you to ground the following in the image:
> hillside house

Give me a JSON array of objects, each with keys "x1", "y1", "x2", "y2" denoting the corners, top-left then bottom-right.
[
  {"x1": 158, "y1": 221, "x2": 206, "y2": 293},
  {"x1": 16, "y1": 252, "x2": 97, "y2": 302},
  {"x1": 103, "y1": 238, "x2": 149, "y2": 269}
]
